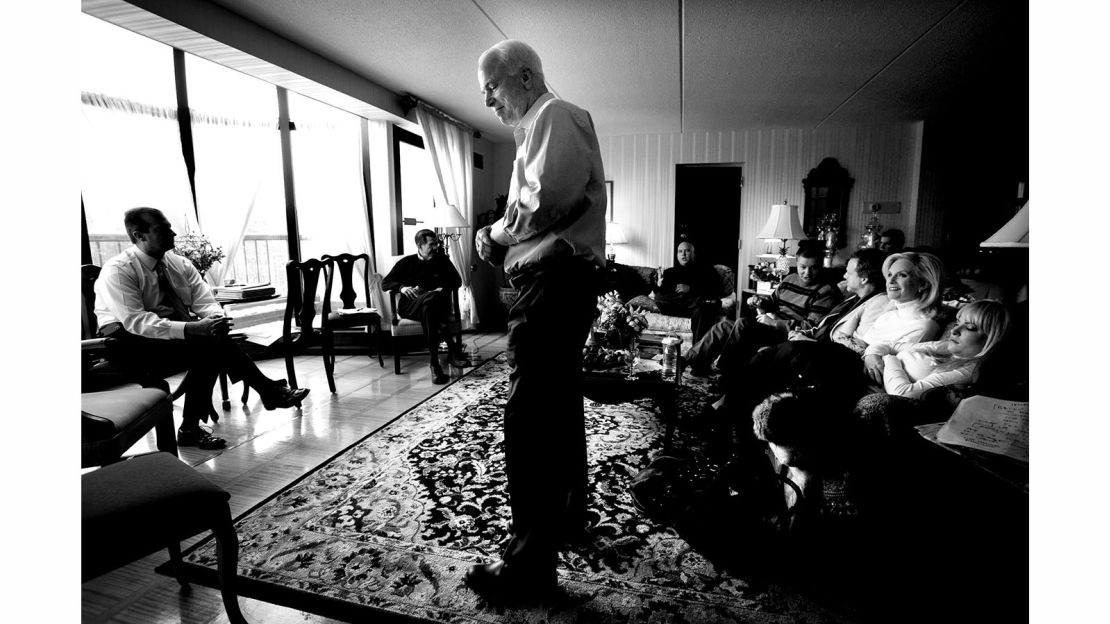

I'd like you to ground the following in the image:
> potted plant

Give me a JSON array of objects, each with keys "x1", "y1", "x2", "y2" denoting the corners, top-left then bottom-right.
[{"x1": 174, "y1": 233, "x2": 225, "y2": 278}]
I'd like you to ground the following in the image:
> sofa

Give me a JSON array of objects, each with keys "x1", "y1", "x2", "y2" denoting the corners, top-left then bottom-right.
[{"x1": 600, "y1": 262, "x2": 737, "y2": 347}]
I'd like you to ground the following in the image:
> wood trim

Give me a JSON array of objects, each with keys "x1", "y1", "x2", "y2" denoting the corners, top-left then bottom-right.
[
  {"x1": 173, "y1": 48, "x2": 198, "y2": 219},
  {"x1": 391, "y1": 126, "x2": 424, "y2": 256},
  {"x1": 277, "y1": 87, "x2": 301, "y2": 262},
  {"x1": 360, "y1": 118, "x2": 377, "y2": 270}
]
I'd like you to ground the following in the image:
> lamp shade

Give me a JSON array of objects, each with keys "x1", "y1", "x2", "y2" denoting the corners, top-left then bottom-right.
[
  {"x1": 606, "y1": 222, "x2": 628, "y2": 245},
  {"x1": 430, "y1": 203, "x2": 469, "y2": 230},
  {"x1": 980, "y1": 201, "x2": 1029, "y2": 248},
  {"x1": 757, "y1": 203, "x2": 806, "y2": 241}
]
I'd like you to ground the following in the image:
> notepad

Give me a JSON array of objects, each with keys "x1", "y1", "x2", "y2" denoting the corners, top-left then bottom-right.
[{"x1": 935, "y1": 396, "x2": 1029, "y2": 462}]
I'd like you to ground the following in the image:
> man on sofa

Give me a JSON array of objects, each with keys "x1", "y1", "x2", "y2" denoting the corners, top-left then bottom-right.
[
  {"x1": 684, "y1": 246, "x2": 843, "y2": 374},
  {"x1": 381, "y1": 228, "x2": 471, "y2": 385},
  {"x1": 94, "y1": 207, "x2": 309, "y2": 449}
]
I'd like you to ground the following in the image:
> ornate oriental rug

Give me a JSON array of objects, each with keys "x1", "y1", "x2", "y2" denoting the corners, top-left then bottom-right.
[{"x1": 176, "y1": 356, "x2": 855, "y2": 623}]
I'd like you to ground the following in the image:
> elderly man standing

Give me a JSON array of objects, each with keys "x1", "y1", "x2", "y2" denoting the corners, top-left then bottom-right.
[
  {"x1": 468, "y1": 40, "x2": 606, "y2": 603},
  {"x1": 94, "y1": 207, "x2": 308, "y2": 449}
]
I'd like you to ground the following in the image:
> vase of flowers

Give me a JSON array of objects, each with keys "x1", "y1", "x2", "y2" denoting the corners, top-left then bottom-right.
[
  {"x1": 174, "y1": 233, "x2": 225, "y2": 278},
  {"x1": 594, "y1": 290, "x2": 648, "y2": 348}
]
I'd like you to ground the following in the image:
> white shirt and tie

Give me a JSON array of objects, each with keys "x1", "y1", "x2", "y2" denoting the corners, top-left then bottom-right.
[{"x1": 94, "y1": 246, "x2": 222, "y2": 340}]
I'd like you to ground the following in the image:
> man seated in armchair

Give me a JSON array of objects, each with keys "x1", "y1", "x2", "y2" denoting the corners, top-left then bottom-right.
[
  {"x1": 94, "y1": 207, "x2": 309, "y2": 450},
  {"x1": 381, "y1": 229, "x2": 471, "y2": 384}
]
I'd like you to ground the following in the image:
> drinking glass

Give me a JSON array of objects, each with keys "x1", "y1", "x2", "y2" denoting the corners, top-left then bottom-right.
[{"x1": 624, "y1": 338, "x2": 639, "y2": 380}]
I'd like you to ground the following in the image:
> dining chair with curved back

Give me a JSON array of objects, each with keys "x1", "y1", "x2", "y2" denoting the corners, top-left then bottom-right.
[
  {"x1": 321, "y1": 252, "x2": 384, "y2": 370},
  {"x1": 282, "y1": 257, "x2": 335, "y2": 394}
]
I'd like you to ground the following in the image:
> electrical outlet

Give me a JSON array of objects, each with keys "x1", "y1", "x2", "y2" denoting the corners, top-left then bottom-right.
[{"x1": 862, "y1": 201, "x2": 901, "y2": 214}]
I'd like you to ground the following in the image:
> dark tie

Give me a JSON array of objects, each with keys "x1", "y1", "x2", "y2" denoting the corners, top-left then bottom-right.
[{"x1": 155, "y1": 260, "x2": 194, "y2": 321}]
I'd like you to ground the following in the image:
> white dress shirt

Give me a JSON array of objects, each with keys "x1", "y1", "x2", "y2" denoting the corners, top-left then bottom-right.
[
  {"x1": 94, "y1": 246, "x2": 222, "y2": 340},
  {"x1": 489, "y1": 92, "x2": 607, "y2": 275},
  {"x1": 830, "y1": 294, "x2": 890, "y2": 342}
]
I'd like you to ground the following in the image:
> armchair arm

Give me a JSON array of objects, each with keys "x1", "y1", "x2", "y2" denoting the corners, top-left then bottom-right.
[{"x1": 82, "y1": 336, "x2": 111, "y2": 352}]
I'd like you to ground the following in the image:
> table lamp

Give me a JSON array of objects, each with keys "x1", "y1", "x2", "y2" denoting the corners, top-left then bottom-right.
[
  {"x1": 430, "y1": 203, "x2": 470, "y2": 258},
  {"x1": 980, "y1": 201, "x2": 1029, "y2": 248},
  {"x1": 605, "y1": 222, "x2": 627, "y2": 262},
  {"x1": 757, "y1": 201, "x2": 806, "y2": 275}
]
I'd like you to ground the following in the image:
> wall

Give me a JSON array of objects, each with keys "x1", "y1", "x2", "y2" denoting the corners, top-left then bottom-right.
[{"x1": 597, "y1": 123, "x2": 924, "y2": 273}]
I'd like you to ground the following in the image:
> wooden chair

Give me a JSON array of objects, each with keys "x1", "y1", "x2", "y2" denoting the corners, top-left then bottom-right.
[
  {"x1": 82, "y1": 386, "x2": 177, "y2": 468},
  {"x1": 281, "y1": 257, "x2": 336, "y2": 394},
  {"x1": 387, "y1": 285, "x2": 463, "y2": 375},
  {"x1": 82, "y1": 452, "x2": 247, "y2": 624},
  {"x1": 321, "y1": 252, "x2": 384, "y2": 370}
]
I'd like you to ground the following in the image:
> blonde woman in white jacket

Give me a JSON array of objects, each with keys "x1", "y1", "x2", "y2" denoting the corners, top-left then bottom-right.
[{"x1": 869, "y1": 299, "x2": 1011, "y2": 399}]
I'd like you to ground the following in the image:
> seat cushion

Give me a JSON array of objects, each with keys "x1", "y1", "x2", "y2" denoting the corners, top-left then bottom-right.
[
  {"x1": 326, "y1": 309, "x2": 381, "y2": 329},
  {"x1": 82, "y1": 452, "x2": 230, "y2": 580},
  {"x1": 81, "y1": 387, "x2": 169, "y2": 442},
  {"x1": 390, "y1": 317, "x2": 427, "y2": 338}
]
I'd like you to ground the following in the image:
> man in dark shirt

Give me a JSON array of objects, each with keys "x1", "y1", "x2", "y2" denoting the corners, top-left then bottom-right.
[{"x1": 381, "y1": 229, "x2": 469, "y2": 384}]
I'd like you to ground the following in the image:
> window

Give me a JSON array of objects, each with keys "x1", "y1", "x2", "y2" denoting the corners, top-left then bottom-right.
[
  {"x1": 79, "y1": 15, "x2": 380, "y2": 302},
  {"x1": 393, "y1": 127, "x2": 438, "y2": 256},
  {"x1": 185, "y1": 53, "x2": 287, "y2": 290},
  {"x1": 288, "y1": 92, "x2": 372, "y2": 267},
  {"x1": 80, "y1": 14, "x2": 193, "y2": 265}
]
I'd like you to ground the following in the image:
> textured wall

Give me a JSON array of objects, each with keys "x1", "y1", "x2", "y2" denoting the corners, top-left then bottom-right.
[{"x1": 597, "y1": 123, "x2": 924, "y2": 272}]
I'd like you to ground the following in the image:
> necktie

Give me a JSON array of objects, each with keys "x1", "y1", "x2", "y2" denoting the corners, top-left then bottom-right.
[{"x1": 155, "y1": 260, "x2": 194, "y2": 321}]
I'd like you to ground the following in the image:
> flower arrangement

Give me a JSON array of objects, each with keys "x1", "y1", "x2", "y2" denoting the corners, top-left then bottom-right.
[
  {"x1": 594, "y1": 290, "x2": 648, "y2": 347},
  {"x1": 749, "y1": 261, "x2": 785, "y2": 285},
  {"x1": 175, "y1": 233, "x2": 225, "y2": 277}
]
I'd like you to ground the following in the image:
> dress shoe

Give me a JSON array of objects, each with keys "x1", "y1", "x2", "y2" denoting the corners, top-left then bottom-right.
[
  {"x1": 261, "y1": 385, "x2": 309, "y2": 410},
  {"x1": 177, "y1": 427, "x2": 227, "y2": 450},
  {"x1": 446, "y1": 350, "x2": 473, "y2": 368},
  {"x1": 465, "y1": 560, "x2": 557, "y2": 605},
  {"x1": 430, "y1": 365, "x2": 449, "y2": 385}
]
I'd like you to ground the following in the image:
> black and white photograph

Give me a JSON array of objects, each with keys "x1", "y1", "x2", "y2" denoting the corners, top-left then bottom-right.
[{"x1": 6, "y1": 0, "x2": 1103, "y2": 622}]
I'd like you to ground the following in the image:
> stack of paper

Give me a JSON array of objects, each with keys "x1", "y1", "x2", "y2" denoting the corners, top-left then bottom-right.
[
  {"x1": 934, "y1": 396, "x2": 1029, "y2": 462},
  {"x1": 213, "y1": 282, "x2": 276, "y2": 302}
]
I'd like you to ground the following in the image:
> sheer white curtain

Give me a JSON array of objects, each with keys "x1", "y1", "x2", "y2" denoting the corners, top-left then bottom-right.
[
  {"x1": 290, "y1": 93, "x2": 384, "y2": 313},
  {"x1": 80, "y1": 98, "x2": 199, "y2": 253},
  {"x1": 191, "y1": 118, "x2": 285, "y2": 288},
  {"x1": 79, "y1": 14, "x2": 196, "y2": 256},
  {"x1": 186, "y1": 54, "x2": 286, "y2": 289},
  {"x1": 415, "y1": 104, "x2": 476, "y2": 326}
]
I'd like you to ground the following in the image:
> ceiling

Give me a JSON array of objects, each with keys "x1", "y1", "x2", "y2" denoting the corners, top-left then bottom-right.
[{"x1": 168, "y1": 0, "x2": 1028, "y2": 142}]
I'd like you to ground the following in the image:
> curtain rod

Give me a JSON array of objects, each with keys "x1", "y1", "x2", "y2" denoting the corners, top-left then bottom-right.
[{"x1": 401, "y1": 94, "x2": 481, "y2": 138}]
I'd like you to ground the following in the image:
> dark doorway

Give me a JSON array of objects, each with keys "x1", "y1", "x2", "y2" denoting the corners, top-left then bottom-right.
[{"x1": 674, "y1": 164, "x2": 743, "y2": 271}]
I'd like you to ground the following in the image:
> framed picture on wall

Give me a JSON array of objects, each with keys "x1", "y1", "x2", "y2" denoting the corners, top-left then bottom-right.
[{"x1": 606, "y1": 180, "x2": 614, "y2": 222}]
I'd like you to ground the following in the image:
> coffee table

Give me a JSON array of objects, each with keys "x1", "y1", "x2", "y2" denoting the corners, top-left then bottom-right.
[{"x1": 582, "y1": 353, "x2": 684, "y2": 453}]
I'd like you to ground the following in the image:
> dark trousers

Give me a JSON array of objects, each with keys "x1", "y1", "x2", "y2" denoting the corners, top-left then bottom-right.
[
  {"x1": 687, "y1": 317, "x2": 785, "y2": 372},
  {"x1": 655, "y1": 293, "x2": 721, "y2": 342},
  {"x1": 103, "y1": 330, "x2": 271, "y2": 429},
  {"x1": 501, "y1": 257, "x2": 599, "y2": 574},
  {"x1": 397, "y1": 290, "x2": 457, "y2": 366}
]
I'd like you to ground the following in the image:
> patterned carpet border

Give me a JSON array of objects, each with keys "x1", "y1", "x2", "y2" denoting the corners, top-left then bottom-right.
[{"x1": 166, "y1": 355, "x2": 854, "y2": 624}]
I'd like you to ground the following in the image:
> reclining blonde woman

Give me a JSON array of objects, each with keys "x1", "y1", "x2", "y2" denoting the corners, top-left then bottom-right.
[{"x1": 870, "y1": 299, "x2": 1011, "y2": 399}]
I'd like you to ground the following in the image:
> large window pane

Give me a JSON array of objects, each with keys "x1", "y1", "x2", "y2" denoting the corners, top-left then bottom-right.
[
  {"x1": 289, "y1": 92, "x2": 375, "y2": 306},
  {"x1": 396, "y1": 138, "x2": 438, "y2": 256},
  {"x1": 186, "y1": 53, "x2": 287, "y2": 290},
  {"x1": 80, "y1": 13, "x2": 193, "y2": 264}
]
